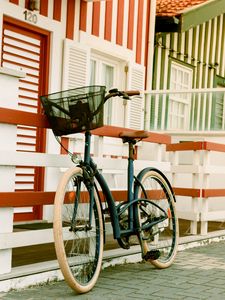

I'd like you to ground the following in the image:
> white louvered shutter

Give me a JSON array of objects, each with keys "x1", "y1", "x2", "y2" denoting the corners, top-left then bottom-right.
[
  {"x1": 127, "y1": 63, "x2": 145, "y2": 130},
  {"x1": 2, "y1": 26, "x2": 41, "y2": 193},
  {"x1": 62, "y1": 39, "x2": 90, "y2": 89}
]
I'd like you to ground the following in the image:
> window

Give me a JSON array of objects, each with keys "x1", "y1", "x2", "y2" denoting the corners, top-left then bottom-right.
[
  {"x1": 62, "y1": 40, "x2": 126, "y2": 127},
  {"x1": 213, "y1": 85, "x2": 225, "y2": 130},
  {"x1": 90, "y1": 54, "x2": 121, "y2": 125},
  {"x1": 168, "y1": 62, "x2": 193, "y2": 130}
]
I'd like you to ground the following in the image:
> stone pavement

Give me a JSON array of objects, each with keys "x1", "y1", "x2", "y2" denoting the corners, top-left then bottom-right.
[{"x1": 2, "y1": 241, "x2": 225, "y2": 299}]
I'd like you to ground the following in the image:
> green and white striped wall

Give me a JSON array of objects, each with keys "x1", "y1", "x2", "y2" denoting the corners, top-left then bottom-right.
[{"x1": 151, "y1": 14, "x2": 225, "y2": 131}]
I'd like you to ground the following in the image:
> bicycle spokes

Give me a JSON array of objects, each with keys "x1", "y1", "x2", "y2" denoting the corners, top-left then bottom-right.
[
  {"x1": 136, "y1": 169, "x2": 178, "y2": 268},
  {"x1": 54, "y1": 168, "x2": 103, "y2": 293}
]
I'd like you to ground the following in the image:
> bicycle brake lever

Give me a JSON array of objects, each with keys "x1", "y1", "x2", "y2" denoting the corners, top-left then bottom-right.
[
  {"x1": 107, "y1": 89, "x2": 130, "y2": 100},
  {"x1": 118, "y1": 91, "x2": 130, "y2": 100},
  {"x1": 122, "y1": 93, "x2": 130, "y2": 100},
  {"x1": 109, "y1": 88, "x2": 118, "y2": 93}
]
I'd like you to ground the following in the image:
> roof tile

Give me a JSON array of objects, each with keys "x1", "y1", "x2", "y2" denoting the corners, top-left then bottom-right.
[{"x1": 156, "y1": 0, "x2": 209, "y2": 17}]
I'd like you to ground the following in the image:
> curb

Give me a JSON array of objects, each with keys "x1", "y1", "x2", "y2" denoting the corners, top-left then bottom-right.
[{"x1": 1, "y1": 230, "x2": 225, "y2": 293}]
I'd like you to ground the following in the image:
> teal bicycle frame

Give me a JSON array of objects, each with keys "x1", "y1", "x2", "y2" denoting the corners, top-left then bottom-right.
[{"x1": 81, "y1": 131, "x2": 168, "y2": 243}]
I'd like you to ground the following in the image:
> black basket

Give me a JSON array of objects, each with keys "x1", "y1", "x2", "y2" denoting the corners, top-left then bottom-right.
[{"x1": 40, "y1": 86, "x2": 106, "y2": 136}]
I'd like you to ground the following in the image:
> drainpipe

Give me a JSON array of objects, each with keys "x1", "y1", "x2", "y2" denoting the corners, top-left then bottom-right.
[{"x1": 145, "y1": 0, "x2": 156, "y2": 130}]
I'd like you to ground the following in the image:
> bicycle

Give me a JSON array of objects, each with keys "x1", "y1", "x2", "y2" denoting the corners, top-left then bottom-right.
[{"x1": 40, "y1": 85, "x2": 179, "y2": 294}]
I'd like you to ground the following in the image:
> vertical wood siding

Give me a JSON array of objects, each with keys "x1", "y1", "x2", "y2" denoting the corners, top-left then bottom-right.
[
  {"x1": 66, "y1": 0, "x2": 76, "y2": 39},
  {"x1": 153, "y1": 14, "x2": 225, "y2": 130},
  {"x1": 40, "y1": 1, "x2": 48, "y2": 17},
  {"x1": 136, "y1": 0, "x2": 144, "y2": 64},
  {"x1": 92, "y1": 1, "x2": 100, "y2": 37},
  {"x1": 53, "y1": 0, "x2": 62, "y2": 21},
  {"x1": 116, "y1": 0, "x2": 124, "y2": 46},
  {"x1": 127, "y1": 0, "x2": 135, "y2": 50},
  {"x1": 7, "y1": 0, "x2": 151, "y2": 67},
  {"x1": 104, "y1": 0, "x2": 113, "y2": 41}
]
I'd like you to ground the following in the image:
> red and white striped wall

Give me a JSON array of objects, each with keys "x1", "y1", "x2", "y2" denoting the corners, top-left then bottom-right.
[
  {"x1": 8, "y1": 0, "x2": 153, "y2": 68},
  {"x1": 0, "y1": 0, "x2": 156, "y2": 222}
]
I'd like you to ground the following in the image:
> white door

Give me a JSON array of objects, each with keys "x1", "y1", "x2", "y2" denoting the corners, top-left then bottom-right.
[{"x1": 2, "y1": 18, "x2": 49, "y2": 221}]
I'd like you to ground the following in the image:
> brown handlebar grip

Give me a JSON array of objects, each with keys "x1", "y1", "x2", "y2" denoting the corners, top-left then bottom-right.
[{"x1": 125, "y1": 90, "x2": 140, "y2": 96}]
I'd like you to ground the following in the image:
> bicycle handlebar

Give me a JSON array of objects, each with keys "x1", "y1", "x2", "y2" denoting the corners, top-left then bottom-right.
[
  {"x1": 104, "y1": 89, "x2": 140, "y2": 102},
  {"x1": 125, "y1": 90, "x2": 140, "y2": 96}
]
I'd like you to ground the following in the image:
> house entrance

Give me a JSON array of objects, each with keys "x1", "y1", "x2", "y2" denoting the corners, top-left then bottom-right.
[{"x1": 2, "y1": 16, "x2": 50, "y2": 221}]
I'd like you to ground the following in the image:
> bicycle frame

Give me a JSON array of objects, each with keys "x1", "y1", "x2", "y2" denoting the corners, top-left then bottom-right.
[
  {"x1": 82, "y1": 131, "x2": 140, "y2": 240},
  {"x1": 82, "y1": 131, "x2": 169, "y2": 243}
]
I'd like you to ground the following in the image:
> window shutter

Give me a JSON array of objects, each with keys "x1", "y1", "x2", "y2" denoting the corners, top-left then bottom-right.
[
  {"x1": 213, "y1": 92, "x2": 225, "y2": 130},
  {"x1": 127, "y1": 63, "x2": 145, "y2": 130},
  {"x1": 62, "y1": 39, "x2": 90, "y2": 89}
]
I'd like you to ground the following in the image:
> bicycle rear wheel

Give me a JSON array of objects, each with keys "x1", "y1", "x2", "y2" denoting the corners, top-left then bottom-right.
[
  {"x1": 53, "y1": 167, "x2": 103, "y2": 293},
  {"x1": 135, "y1": 168, "x2": 178, "y2": 268}
]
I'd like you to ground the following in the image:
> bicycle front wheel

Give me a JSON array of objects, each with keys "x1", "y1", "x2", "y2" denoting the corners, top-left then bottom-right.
[
  {"x1": 135, "y1": 168, "x2": 178, "y2": 269},
  {"x1": 53, "y1": 167, "x2": 104, "y2": 294}
]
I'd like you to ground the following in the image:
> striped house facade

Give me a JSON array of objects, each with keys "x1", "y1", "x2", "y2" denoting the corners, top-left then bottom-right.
[
  {"x1": 151, "y1": 1, "x2": 225, "y2": 132},
  {"x1": 0, "y1": 0, "x2": 154, "y2": 221}
]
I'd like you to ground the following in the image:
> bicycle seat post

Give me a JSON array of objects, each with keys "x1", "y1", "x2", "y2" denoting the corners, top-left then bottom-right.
[
  {"x1": 128, "y1": 140, "x2": 136, "y2": 160},
  {"x1": 84, "y1": 131, "x2": 92, "y2": 164}
]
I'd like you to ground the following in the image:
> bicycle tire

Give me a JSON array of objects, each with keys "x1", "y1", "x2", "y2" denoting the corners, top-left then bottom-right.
[
  {"x1": 135, "y1": 168, "x2": 178, "y2": 268},
  {"x1": 53, "y1": 167, "x2": 104, "y2": 293}
]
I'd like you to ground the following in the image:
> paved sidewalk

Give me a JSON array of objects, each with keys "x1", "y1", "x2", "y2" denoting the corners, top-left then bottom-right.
[{"x1": 2, "y1": 241, "x2": 225, "y2": 299}]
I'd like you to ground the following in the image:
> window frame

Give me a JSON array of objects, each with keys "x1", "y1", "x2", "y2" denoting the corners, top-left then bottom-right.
[
  {"x1": 89, "y1": 52, "x2": 124, "y2": 125},
  {"x1": 167, "y1": 60, "x2": 193, "y2": 130},
  {"x1": 212, "y1": 75, "x2": 225, "y2": 130}
]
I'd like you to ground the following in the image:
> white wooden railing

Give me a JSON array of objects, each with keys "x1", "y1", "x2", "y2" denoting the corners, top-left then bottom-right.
[
  {"x1": 146, "y1": 88, "x2": 225, "y2": 237},
  {"x1": 0, "y1": 67, "x2": 171, "y2": 281},
  {"x1": 145, "y1": 88, "x2": 225, "y2": 132},
  {"x1": 167, "y1": 140, "x2": 225, "y2": 236},
  {"x1": 0, "y1": 139, "x2": 170, "y2": 273},
  {"x1": 2, "y1": 71, "x2": 225, "y2": 291}
]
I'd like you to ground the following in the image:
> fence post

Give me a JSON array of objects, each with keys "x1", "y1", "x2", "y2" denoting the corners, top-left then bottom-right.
[
  {"x1": 190, "y1": 150, "x2": 200, "y2": 235},
  {"x1": 201, "y1": 150, "x2": 210, "y2": 235},
  {"x1": 93, "y1": 136, "x2": 104, "y2": 157},
  {"x1": 0, "y1": 67, "x2": 25, "y2": 274}
]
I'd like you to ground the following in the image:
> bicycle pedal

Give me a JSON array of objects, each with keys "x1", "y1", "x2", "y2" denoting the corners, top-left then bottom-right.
[
  {"x1": 143, "y1": 250, "x2": 160, "y2": 261},
  {"x1": 103, "y1": 208, "x2": 110, "y2": 214}
]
